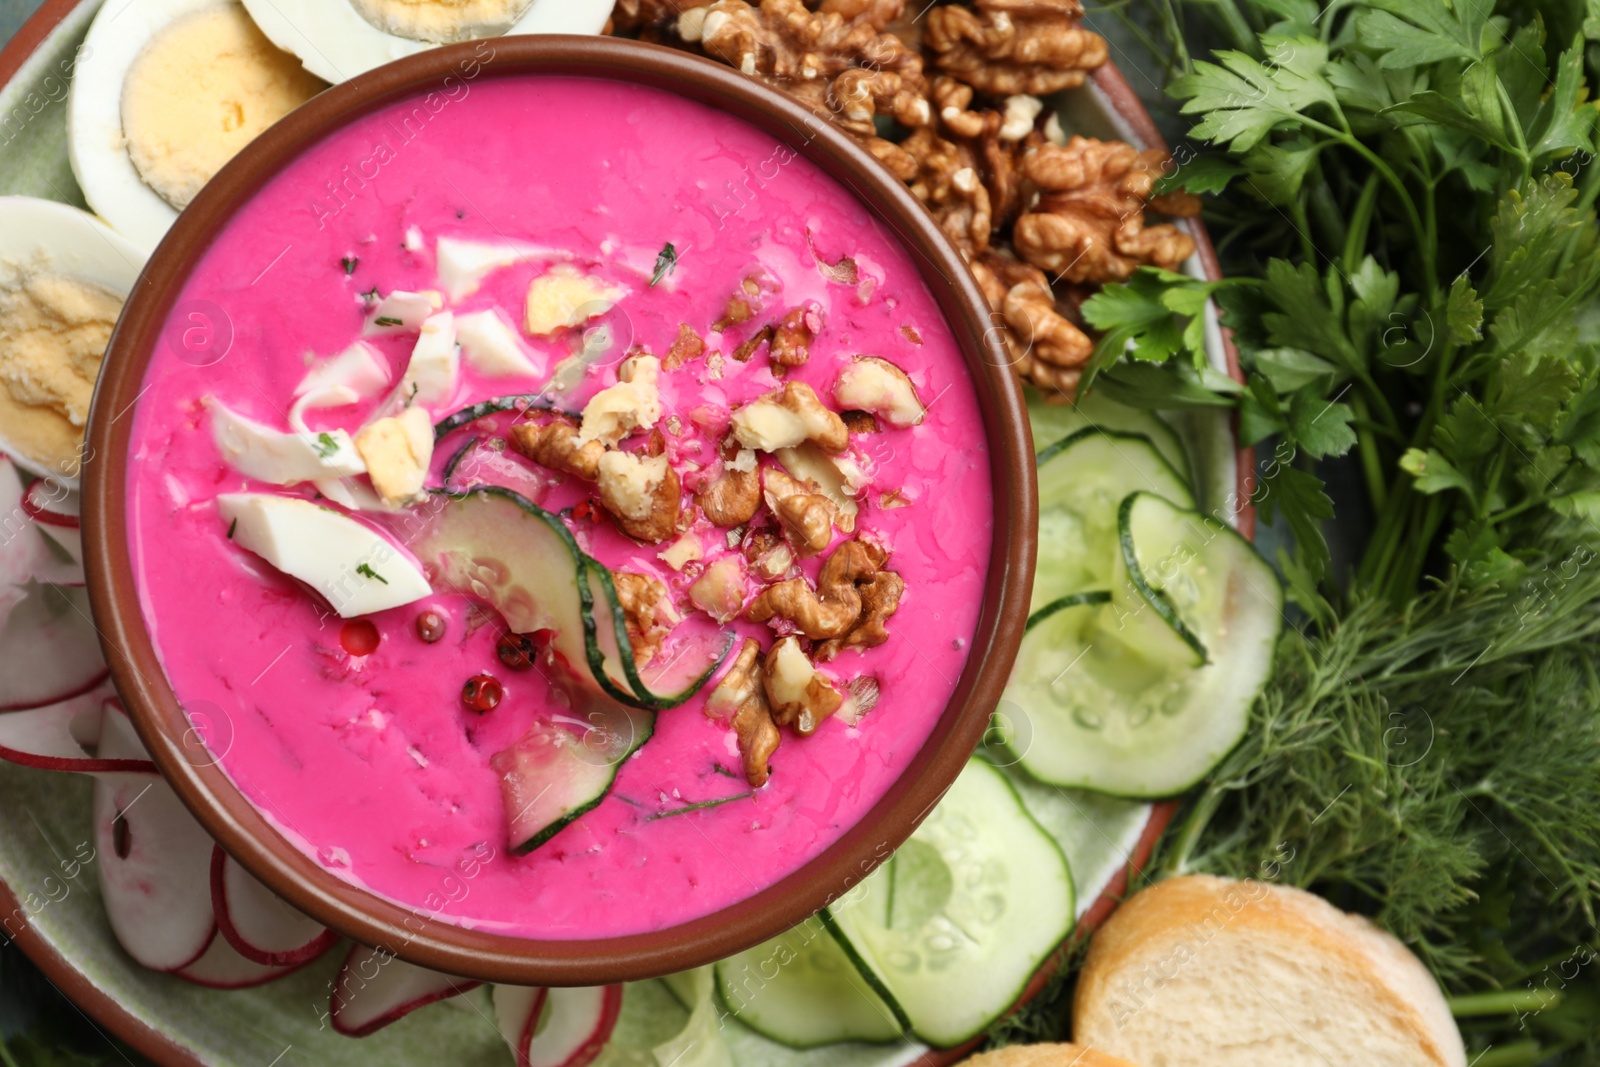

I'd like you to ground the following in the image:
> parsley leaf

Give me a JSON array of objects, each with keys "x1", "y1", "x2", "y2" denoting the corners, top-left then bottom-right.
[
  {"x1": 313, "y1": 432, "x2": 340, "y2": 459},
  {"x1": 356, "y1": 563, "x2": 388, "y2": 585},
  {"x1": 650, "y1": 242, "x2": 678, "y2": 286}
]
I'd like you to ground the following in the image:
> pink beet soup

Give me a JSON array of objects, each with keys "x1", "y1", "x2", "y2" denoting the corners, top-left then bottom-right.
[{"x1": 126, "y1": 74, "x2": 993, "y2": 939}]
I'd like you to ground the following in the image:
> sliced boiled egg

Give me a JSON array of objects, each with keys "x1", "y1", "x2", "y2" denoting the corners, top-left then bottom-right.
[
  {"x1": 208, "y1": 400, "x2": 367, "y2": 485},
  {"x1": 436, "y1": 236, "x2": 564, "y2": 303},
  {"x1": 0, "y1": 197, "x2": 147, "y2": 489},
  {"x1": 240, "y1": 0, "x2": 615, "y2": 86},
  {"x1": 68, "y1": 0, "x2": 326, "y2": 253},
  {"x1": 456, "y1": 309, "x2": 540, "y2": 378},
  {"x1": 218, "y1": 493, "x2": 431, "y2": 617}
]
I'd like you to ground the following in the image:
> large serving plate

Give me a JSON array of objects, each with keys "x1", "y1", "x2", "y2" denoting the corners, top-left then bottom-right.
[{"x1": 0, "y1": 3, "x2": 1248, "y2": 1064}]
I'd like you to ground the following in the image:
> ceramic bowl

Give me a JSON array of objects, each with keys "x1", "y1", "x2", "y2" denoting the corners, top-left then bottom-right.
[{"x1": 82, "y1": 34, "x2": 1035, "y2": 986}]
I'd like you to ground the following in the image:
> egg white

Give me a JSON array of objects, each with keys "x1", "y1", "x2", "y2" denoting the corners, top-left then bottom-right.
[
  {"x1": 0, "y1": 196, "x2": 147, "y2": 488},
  {"x1": 66, "y1": 0, "x2": 231, "y2": 254},
  {"x1": 240, "y1": 0, "x2": 615, "y2": 85}
]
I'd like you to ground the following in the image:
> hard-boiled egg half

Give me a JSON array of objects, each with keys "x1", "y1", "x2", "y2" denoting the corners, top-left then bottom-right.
[
  {"x1": 0, "y1": 197, "x2": 147, "y2": 488},
  {"x1": 240, "y1": 0, "x2": 616, "y2": 85},
  {"x1": 68, "y1": 0, "x2": 327, "y2": 253}
]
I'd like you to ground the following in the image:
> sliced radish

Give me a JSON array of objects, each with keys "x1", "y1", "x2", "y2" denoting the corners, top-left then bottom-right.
[
  {"x1": 21, "y1": 481, "x2": 80, "y2": 528},
  {"x1": 0, "y1": 582, "x2": 105, "y2": 710},
  {"x1": 211, "y1": 845, "x2": 337, "y2": 967},
  {"x1": 0, "y1": 689, "x2": 155, "y2": 773},
  {"x1": 93, "y1": 706, "x2": 218, "y2": 972},
  {"x1": 0, "y1": 456, "x2": 84, "y2": 587},
  {"x1": 172, "y1": 928, "x2": 312, "y2": 989},
  {"x1": 494, "y1": 984, "x2": 623, "y2": 1067},
  {"x1": 330, "y1": 944, "x2": 482, "y2": 1037}
]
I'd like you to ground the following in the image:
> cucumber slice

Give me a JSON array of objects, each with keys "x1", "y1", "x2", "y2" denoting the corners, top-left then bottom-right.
[
  {"x1": 583, "y1": 560, "x2": 733, "y2": 710},
  {"x1": 652, "y1": 969, "x2": 735, "y2": 1067},
  {"x1": 492, "y1": 708, "x2": 650, "y2": 854},
  {"x1": 415, "y1": 487, "x2": 636, "y2": 702},
  {"x1": 1000, "y1": 493, "x2": 1282, "y2": 797},
  {"x1": 1027, "y1": 388, "x2": 1191, "y2": 482},
  {"x1": 1033, "y1": 430, "x2": 1192, "y2": 613},
  {"x1": 714, "y1": 916, "x2": 904, "y2": 1049},
  {"x1": 432, "y1": 394, "x2": 559, "y2": 440},
  {"x1": 823, "y1": 759, "x2": 1073, "y2": 1048},
  {"x1": 1111, "y1": 491, "x2": 1209, "y2": 668},
  {"x1": 416, "y1": 488, "x2": 723, "y2": 711}
]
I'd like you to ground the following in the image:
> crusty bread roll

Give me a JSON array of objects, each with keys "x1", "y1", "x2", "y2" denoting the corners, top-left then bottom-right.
[
  {"x1": 965, "y1": 1043, "x2": 1143, "y2": 1067},
  {"x1": 1073, "y1": 875, "x2": 1465, "y2": 1067}
]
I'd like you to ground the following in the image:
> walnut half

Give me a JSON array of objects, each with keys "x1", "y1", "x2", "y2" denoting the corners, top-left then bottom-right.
[
  {"x1": 764, "y1": 636, "x2": 845, "y2": 735},
  {"x1": 707, "y1": 638, "x2": 781, "y2": 786},
  {"x1": 747, "y1": 538, "x2": 900, "y2": 659}
]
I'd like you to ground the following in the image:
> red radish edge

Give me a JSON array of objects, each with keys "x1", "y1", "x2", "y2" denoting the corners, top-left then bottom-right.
[
  {"x1": 912, "y1": 799, "x2": 1181, "y2": 1065},
  {"x1": 0, "y1": 669, "x2": 111, "y2": 715},
  {"x1": 173, "y1": 928, "x2": 318, "y2": 990},
  {"x1": 520, "y1": 986, "x2": 624, "y2": 1067},
  {"x1": 20, "y1": 481, "x2": 80, "y2": 529},
  {"x1": 0, "y1": 692, "x2": 156, "y2": 774},
  {"x1": 209, "y1": 846, "x2": 338, "y2": 968},
  {"x1": 329, "y1": 944, "x2": 483, "y2": 1038}
]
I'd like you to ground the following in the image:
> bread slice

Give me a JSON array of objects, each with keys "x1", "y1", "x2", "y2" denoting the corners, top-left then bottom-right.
[
  {"x1": 1073, "y1": 875, "x2": 1465, "y2": 1067},
  {"x1": 965, "y1": 1043, "x2": 1144, "y2": 1067}
]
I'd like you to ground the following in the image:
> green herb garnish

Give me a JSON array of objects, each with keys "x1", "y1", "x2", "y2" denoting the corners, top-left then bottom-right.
[
  {"x1": 341, "y1": 256, "x2": 358, "y2": 275},
  {"x1": 226, "y1": 518, "x2": 237, "y2": 540},
  {"x1": 313, "y1": 432, "x2": 339, "y2": 458},
  {"x1": 649, "y1": 792, "x2": 753, "y2": 819},
  {"x1": 374, "y1": 316, "x2": 403, "y2": 327},
  {"x1": 356, "y1": 563, "x2": 388, "y2": 585},
  {"x1": 362, "y1": 287, "x2": 380, "y2": 304},
  {"x1": 650, "y1": 242, "x2": 678, "y2": 286}
]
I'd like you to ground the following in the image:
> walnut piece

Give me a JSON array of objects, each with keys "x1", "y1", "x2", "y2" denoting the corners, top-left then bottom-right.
[
  {"x1": 714, "y1": 270, "x2": 779, "y2": 332},
  {"x1": 833, "y1": 356, "x2": 925, "y2": 428},
  {"x1": 1013, "y1": 136, "x2": 1200, "y2": 284},
  {"x1": 690, "y1": 556, "x2": 748, "y2": 622},
  {"x1": 923, "y1": 76, "x2": 1039, "y2": 241},
  {"x1": 819, "y1": 569, "x2": 903, "y2": 659},
  {"x1": 764, "y1": 467, "x2": 839, "y2": 556},
  {"x1": 576, "y1": 354, "x2": 662, "y2": 446},
  {"x1": 775, "y1": 441, "x2": 862, "y2": 533},
  {"x1": 706, "y1": 638, "x2": 780, "y2": 786},
  {"x1": 693, "y1": 0, "x2": 930, "y2": 181},
  {"x1": 745, "y1": 529, "x2": 797, "y2": 580},
  {"x1": 764, "y1": 636, "x2": 845, "y2": 735},
  {"x1": 663, "y1": 323, "x2": 707, "y2": 370},
  {"x1": 610, "y1": 0, "x2": 701, "y2": 34},
  {"x1": 510, "y1": 418, "x2": 604, "y2": 481},
  {"x1": 770, "y1": 304, "x2": 823, "y2": 369},
  {"x1": 924, "y1": 0, "x2": 1108, "y2": 96},
  {"x1": 903, "y1": 126, "x2": 991, "y2": 254},
  {"x1": 747, "y1": 538, "x2": 894, "y2": 648},
  {"x1": 970, "y1": 249, "x2": 1093, "y2": 397},
  {"x1": 697, "y1": 438, "x2": 763, "y2": 526},
  {"x1": 597, "y1": 450, "x2": 682, "y2": 542},
  {"x1": 730, "y1": 382, "x2": 850, "y2": 454},
  {"x1": 816, "y1": 0, "x2": 902, "y2": 30},
  {"x1": 613, "y1": 572, "x2": 679, "y2": 666}
]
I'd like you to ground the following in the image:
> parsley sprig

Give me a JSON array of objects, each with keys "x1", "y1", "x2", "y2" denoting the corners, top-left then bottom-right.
[{"x1": 1082, "y1": 0, "x2": 1600, "y2": 611}]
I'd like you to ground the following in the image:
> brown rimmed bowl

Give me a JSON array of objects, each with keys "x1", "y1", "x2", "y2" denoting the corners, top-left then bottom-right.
[{"x1": 82, "y1": 34, "x2": 1035, "y2": 987}]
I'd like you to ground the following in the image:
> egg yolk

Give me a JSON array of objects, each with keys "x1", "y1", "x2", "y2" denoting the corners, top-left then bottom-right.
[
  {"x1": 0, "y1": 271, "x2": 121, "y2": 480},
  {"x1": 347, "y1": 0, "x2": 537, "y2": 43},
  {"x1": 120, "y1": 3, "x2": 324, "y2": 211}
]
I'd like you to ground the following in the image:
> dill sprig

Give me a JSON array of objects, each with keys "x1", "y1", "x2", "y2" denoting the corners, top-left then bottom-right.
[{"x1": 1156, "y1": 546, "x2": 1600, "y2": 1062}]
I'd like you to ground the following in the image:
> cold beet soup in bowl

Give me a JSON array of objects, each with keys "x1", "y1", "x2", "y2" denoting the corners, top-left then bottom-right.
[{"x1": 84, "y1": 36, "x2": 1033, "y2": 984}]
